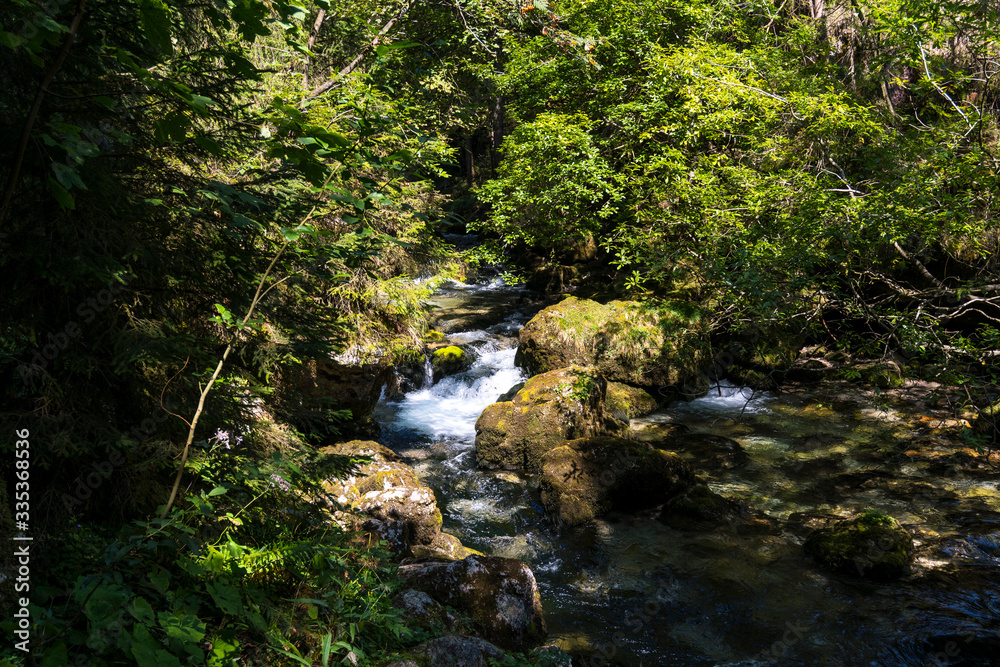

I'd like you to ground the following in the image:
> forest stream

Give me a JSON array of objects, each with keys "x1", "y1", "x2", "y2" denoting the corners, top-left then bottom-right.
[{"x1": 372, "y1": 279, "x2": 1000, "y2": 666}]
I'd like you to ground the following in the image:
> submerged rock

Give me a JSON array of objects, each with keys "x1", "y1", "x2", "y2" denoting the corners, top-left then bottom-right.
[
  {"x1": 475, "y1": 366, "x2": 626, "y2": 471},
  {"x1": 803, "y1": 510, "x2": 914, "y2": 580},
  {"x1": 644, "y1": 431, "x2": 749, "y2": 471},
  {"x1": 398, "y1": 555, "x2": 547, "y2": 651},
  {"x1": 539, "y1": 436, "x2": 695, "y2": 527},
  {"x1": 515, "y1": 296, "x2": 707, "y2": 395},
  {"x1": 660, "y1": 484, "x2": 775, "y2": 534}
]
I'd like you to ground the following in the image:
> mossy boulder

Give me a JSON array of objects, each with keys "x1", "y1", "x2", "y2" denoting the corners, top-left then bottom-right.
[
  {"x1": 539, "y1": 436, "x2": 695, "y2": 527},
  {"x1": 321, "y1": 440, "x2": 451, "y2": 557},
  {"x1": 474, "y1": 367, "x2": 626, "y2": 471},
  {"x1": 526, "y1": 264, "x2": 579, "y2": 294},
  {"x1": 515, "y1": 296, "x2": 707, "y2": 395},
  {"x1": 398, "y1": 555, "x2": 547, "y2": 652},
  {"x1": 431, "y1": 345, "x2": 471, "y2": 380},
  {"x1": 722, "y1": 330, "x2": 806, "y2": 390},
  {"x1": 803, "y1": 511, "x2": 914, "y2": 580},
  {"x1": 412, "y1": 533, "x2": 483, "y2": 561},
  {"x1": 853, "y1": 360, "x2": 906, "y2": 389},
  {"x1": 605, "y1": 382, "x2": 659, "y2": 420}
]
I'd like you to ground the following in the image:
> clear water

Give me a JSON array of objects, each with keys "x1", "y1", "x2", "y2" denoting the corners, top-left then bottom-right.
[{"x1": 374, "y1": 283, "x2": 1000, "y2": 666}]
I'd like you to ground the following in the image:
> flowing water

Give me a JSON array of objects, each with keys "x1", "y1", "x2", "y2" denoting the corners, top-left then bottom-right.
[{"x1": 373, "y1": 280, "x2": 1000, "y2": 666}]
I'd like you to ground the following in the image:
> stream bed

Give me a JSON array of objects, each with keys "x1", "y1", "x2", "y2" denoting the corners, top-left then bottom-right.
[{"x1": 372, "y1": 280, "x2": 1000, "y2": 666}]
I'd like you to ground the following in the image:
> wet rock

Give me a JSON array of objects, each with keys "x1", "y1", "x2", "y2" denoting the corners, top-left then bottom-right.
[
  {"x1": 631, "y1": 420, "x2": 691, "y2": 442},
  {"x1": 321, "y1": 440, "x2": 454, "y2": 558},
  {"x1": 784, "y1": 357, "x2": 835, "y2": 383},
  {"x1": 515, "y1": 296, "x2": 708, "y2": 394},
  {"x1": 804, "y1": 510, "x2": 914, "y2": 580},
  {"x1": 412, "y1": 635, "x2": 505, "y2": 667},
  {"x1": 391, "y1": 589, "x2": 462, "y2": 633},
  {"x1": 660, "y1": 484, "x2": 758, "y2": 531},
  {"x1": 498, "y1": 381, "x2": 525, "y2": 402},
  {"x1": 411, "y1": 532, "x2": 483, "y2": 561},
  {"x1": 646, "y1": 432, "x2": 749, "y2": 471},
  {"x1": 853, "y1": 359, "x2": 906, "y2": 388},
  {"x1": 398, "y1": 555, "x2": 547, "y2": 651},
  {"x1": 475, "y1": 366, "x2": 627, "y2": 471},
  {"x1": 526, "y1": 263, "x2": 579, "y2": 294},
  {"x1": 431, "y1": 345, "x2": 471, "y2": 380},
  {"x1": 803, "y1": 469, "x2": 893, "y2": 504},
  {"x1": 605, "y1": 381, "x2": 659, "y2": 420},
  {"x1": 539, "y1": 436, "x2": 695, "y2": 527}
]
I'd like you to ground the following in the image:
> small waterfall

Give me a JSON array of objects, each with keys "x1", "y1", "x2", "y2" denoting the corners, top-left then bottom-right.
[
  {"x1": 422, "y1": 354, "x2": 434, "y2": 389},
  {"x1": 388, "y1": 341, "x2": 526, "y2": 441}
]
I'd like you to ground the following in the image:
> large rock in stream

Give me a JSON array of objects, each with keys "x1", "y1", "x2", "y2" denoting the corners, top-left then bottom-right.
[
  {"x1": 321, "y1": 440, "x2": 476, "y2": 560},
  {"x1": 474, "y1": 366, "x2": 627, "y2": 471},
  {"x1": 804, "y1": 511, "x2": 915, "y2": 580},
  {"x1": 515, "y1": 296, "x2": 708, "y2": 396},
  {"x1": 539, "y1": 436, "x2": 695, "y2": 527},
  {"x1": 398, "y1": 555, "x2": 547, "y2": 652}
]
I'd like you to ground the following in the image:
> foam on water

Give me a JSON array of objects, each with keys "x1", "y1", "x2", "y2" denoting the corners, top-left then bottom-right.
[
  {"x1": 671, "y1": 381, "x2": 770, "y2": 416},
  {"x1": 387, "y1": 343, "x2": 526, "y2": 441}
]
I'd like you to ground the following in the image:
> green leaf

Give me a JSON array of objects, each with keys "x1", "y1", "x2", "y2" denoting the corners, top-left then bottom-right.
[
  {"x1": 148, "y1": 566, "x2": 170, "y2": 593},
  {"x1": 195, "y1": 136, "x2": 222, "y2": 155},
  {"x1": 129, "y1": 596, "x2": 156, "y2": 626},
  {"x1": 39, "y1": 642, "x2": 68, "y2": 667},
  {"x1": 51, "y1": 163, "x2": 87, "y2": 191},
  {"x1": 139, "y1": 0, "x2": 173, "y2": 55},
  {"x1": 158, "y1": 609, "x2": 206, "y2": 646},
  {"x1": 214, "y1": 304, "x2": 234, "y2": 322},
  {"x1": 47, "y1": 178, "x2": 74, "y2": 210},
  {"x1": 131, "y1": 623, "x2": 181, "y2": 667},
  {"x1": 207, "y1": 580, "x2": 242, "y2": 615}
]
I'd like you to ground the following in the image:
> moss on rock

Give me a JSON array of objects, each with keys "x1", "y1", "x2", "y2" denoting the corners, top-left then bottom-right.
[
  {"x1": 474, "y1": 367, "x2": 626, "y2": 471},
  {"x1": 605, "y1": 382, "x2": 659, "y2": 420},
  {"x1": 431, "y1": 345, "x2": 471, "y2": 379},
  {"x1": 539, "y1": 436, "x2": 695, "y2": 527},
  {"x1": 320, "y1": 440, "x2": 470, "y2": 558},
  {"x1": 515, "y1": 296, "x2": 707, "y2": 394},
  {"x1": 803, "y1": 510, "x2": 914, "y2": 580}
]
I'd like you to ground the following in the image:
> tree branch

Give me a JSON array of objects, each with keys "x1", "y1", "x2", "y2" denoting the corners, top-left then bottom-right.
[{"x1": 307, "y1": 0, "x2": 414, "y2": 99}]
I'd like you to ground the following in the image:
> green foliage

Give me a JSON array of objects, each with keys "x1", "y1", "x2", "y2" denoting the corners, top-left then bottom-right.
[
  {"x1": 858, "y1": 508, "x2": 896, "y2": 528},
  {"x1": 474, "y1": 112, "x2": 621, "y2": 253},
  {"x1": 13, "y1": 434, "x2": 408, "y2": 667}
]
